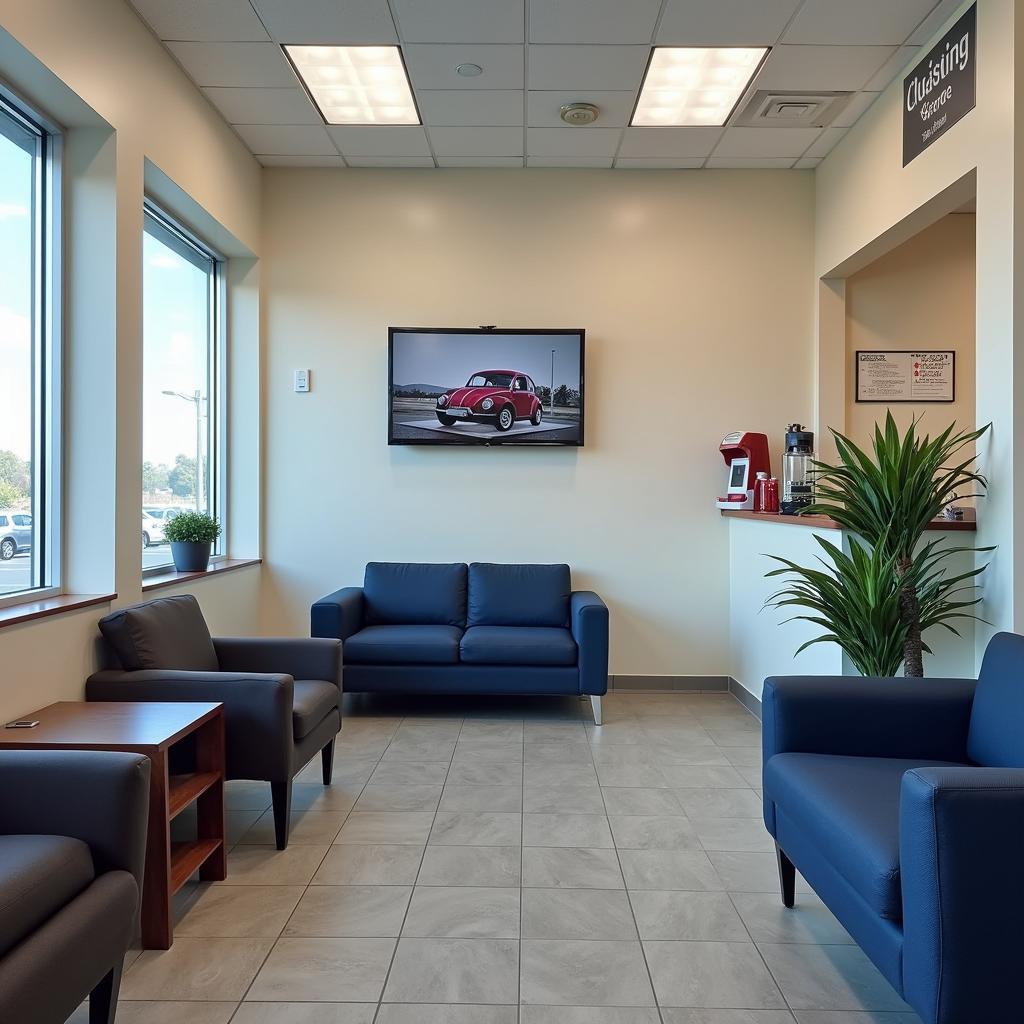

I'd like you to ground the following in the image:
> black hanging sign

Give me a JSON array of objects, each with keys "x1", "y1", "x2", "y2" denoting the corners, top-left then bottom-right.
[{"x1": 903, "y1": 3, "x2": 976, "y2": 167}]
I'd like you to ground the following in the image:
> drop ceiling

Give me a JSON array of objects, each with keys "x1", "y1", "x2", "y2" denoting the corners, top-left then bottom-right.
[{"x1": 127, "y1": 0, "x2": 962, "y2": 169}]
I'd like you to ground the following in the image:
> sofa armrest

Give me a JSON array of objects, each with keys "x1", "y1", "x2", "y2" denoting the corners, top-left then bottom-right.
[
  {"x1": 0, "y1": 750, "x2": 150, "y2": 891},
  {"x1": 214, "y1": 637, "x2": 342, "y2": 689},
  {"x1": 901, "y1": 766, "x2": 1024, "y2": 1023},
  {"x1": 311, "y1": 587, "x2": 365, "y2": 643},
  {"x1": 762, "y1": 675, "x2": 976, "y2": 764},
  {"x1": 571, "y1": 591, "x2": 609, "y2": 696},
  {"x1": 87, "y1": 669, "x2": 294, "y2": 781}
]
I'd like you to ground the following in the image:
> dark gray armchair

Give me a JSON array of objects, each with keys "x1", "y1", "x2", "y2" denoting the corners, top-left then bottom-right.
[
  {"x1": 86, "y1": 594, "x2": 343, "y2": 849},
  {"x1": 0, "y1": 749, "x2": 150, "y2": 1024}
]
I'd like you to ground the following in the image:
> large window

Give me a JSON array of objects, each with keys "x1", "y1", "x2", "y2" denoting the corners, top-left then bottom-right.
[
  {"x1": 142, "y1": 204, "x2": 221, "y2": 571},
  {"x1": 0, "y1": 95, "x2": 58, "y2": 601}
]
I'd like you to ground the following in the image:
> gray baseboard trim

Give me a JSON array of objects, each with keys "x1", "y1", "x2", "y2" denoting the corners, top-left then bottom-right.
[
  {"x1": 728, "y1": 677, "x2": 762, "y2": 720},
  {"x1": 609, "y1": 675, "x2": 730, "y2": 693}
]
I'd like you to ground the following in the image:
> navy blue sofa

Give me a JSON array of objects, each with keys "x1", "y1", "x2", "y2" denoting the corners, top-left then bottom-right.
[
  {"x1": 312, "y1": 562, "x2": 609, "y2": 723},
  {"x1": 763, "y1": 631, "x2": 1024, "y2": 1024}
]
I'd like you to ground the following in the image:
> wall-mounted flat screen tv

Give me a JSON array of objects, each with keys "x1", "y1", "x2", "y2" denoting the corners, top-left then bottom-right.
[{"x1": 388, "y1": 327, "x2": 585, "y2": 446}]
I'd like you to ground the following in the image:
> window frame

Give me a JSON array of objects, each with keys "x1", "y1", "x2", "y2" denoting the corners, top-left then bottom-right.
[
  {"x1": 141, "y1": 201, "x2": 226, "y2": 576},
  {"x1": 0, "y1": 87, "x2": 62, "y2": 611}
]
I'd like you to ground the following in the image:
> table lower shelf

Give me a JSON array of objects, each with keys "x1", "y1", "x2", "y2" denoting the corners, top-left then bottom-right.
[
  {"x1": 170, "y1": 838, "x2": 223, "y2": 893},
  {"x1": 168, "y1": 771, "x2": 221, "y2": 819}
]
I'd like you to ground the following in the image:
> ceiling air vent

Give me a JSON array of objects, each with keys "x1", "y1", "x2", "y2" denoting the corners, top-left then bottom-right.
[{"x1": 734, "y1": 90, "x2": 853, "y2": 129}]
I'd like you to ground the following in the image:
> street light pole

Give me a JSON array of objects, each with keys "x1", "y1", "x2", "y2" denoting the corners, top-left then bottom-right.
[
  {"x1": 550, "y1": 348, "x2": 555, "y2": 414},
  {"x1": 162, "y1": 389, "x2": 204, "y2": 511}
]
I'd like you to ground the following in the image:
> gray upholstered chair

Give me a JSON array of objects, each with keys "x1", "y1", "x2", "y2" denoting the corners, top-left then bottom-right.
[
  {"x1": 86, "y1": 594, "x2": 343, "y2": 849},
  {"x1": 0, "y1": 749, "x2": 150, "y2": 1024}
]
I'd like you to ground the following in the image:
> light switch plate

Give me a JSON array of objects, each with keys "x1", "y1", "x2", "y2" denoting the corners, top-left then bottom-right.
[{"x1": 294, "y1": 369, "x2": 310, "y2": 393}]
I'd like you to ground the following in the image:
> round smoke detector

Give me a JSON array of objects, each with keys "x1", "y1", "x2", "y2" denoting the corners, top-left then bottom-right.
[
  {"x1": 560, "y1": 102, "x2": 599, "y2": 126},
  {"x1": 455, "y1": 63, "x2": 483, "y2": 77}
]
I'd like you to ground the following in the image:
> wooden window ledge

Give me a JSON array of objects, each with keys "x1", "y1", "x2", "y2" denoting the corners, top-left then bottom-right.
[
  {"x1": 142, "y1": 558, "x2": 262, "y2": 593},
  {"x1": 0, "y1": 593, "x2": 117, "y2": 630}
]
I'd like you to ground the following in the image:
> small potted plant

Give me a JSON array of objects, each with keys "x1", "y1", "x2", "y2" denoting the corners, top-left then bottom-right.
[{"x1": 164, "y1": 511, "x2": 221, "y2": 573}]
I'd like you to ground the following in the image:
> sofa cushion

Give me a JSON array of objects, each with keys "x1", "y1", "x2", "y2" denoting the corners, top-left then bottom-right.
[
  {"x1": 968, "y1": 631, "x2": 1024, "y2": 766},
  {"x1": 467, "y1": 563, "x2": 570, "y2": 628},
  {"x1": 364, "y1": 562, "x2": 467, "y2": 628},
  {"x1": 98, "y1": 594, "x2": 218, "y2": 672},
  {"x1": 0, "y1": 835, "x2": 95, "y2": 959},
  {"x1": 345, "y1": 625, "x2": 463, "y2": 666},
  {"x1": 460, "y1": 626, "x2": 578, "y2": 667},
  {"x1": 764, "y1": 752, "x2": 965, "y2": 922},
  {"x1": 292, "y1": 680, "x2": 341, "y2": 739}
]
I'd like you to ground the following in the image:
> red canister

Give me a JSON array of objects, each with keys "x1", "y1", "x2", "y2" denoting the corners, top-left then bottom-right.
[{"x1": 764, "y1": 477, "x2": 780, "y2": 514}]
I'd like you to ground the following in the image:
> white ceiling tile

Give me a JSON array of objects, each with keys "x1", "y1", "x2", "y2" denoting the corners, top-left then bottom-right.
[
  {"x1": 529, "y1": 0, "x2": 662, "y2": 44},
  {"x1": 526, "y1": 127, "x2": 622, "y2": 157},
  {"x1": 429, "y1": 126, "x2": 523, "y2": 156},
  {"x1": 657, "y1": 0, "x2": 802, "y2": 45},
  {"x1": 908, "y1": 0, "x2": 961, "y2": 45},
  {"x1": 831, "y1": 91, "x2": 880, "y2": 128},
  {"x1": 706, "y1": 157, "x2": 797, "y2": 168},
  {"x1": 345, "y1": 156, "x2": 436, "y2": 166},
  {"x1": 794, "y1": 157, "x2": 822, "y2": 169},
  {"x1": 527, "y1": 156, "x2": 613, "y2": 167},
  {"x1": 404, "y1": 45, "x2": 524, "y2": 90},
  {"x1": 129, "y1": 0, "x2": 269, "y2": 41},
  {"x1": 615, "y1": 158, "x2": 704, "y2": 168},
  {"x1": 203, "y1": 87, "x2": 321, "y2": 125},
  {"x1": 784, "y1": 0, "x2": 936, "y2": 46},
  {"x1": 166, "y1": 41, "x2": 297, "y2": 87},
  {"x1": 418, "y1": 91, "x2": 523, "y2": 127},
  {"x1": 249, "y1": 0, "x2": 398, "y2": 44},
  {"x1": 528, "y1": 45, "x2": 649, "y2": 91},
  {"x1": 234, "y1": 124, "x2": 338, "y2": 155},
  {"x1": 713, "y1": 126, "x2": 821, "y2": 158},
  {"x1": 259, "y1": 154, "x2": 345, "y2": 167},
  {"x1": 619, "y1": 127, "x2": 723, "y2": 159},
  {"x1": 392, "y1": 0, "x2": 524, "y2": 43},
  {"x1": 864, "y1": 45, "x2": 916, "y2": 92},
  {"x1": 805, "y1": 125, "x2": 847, "y2": 158},
  {"x1": 527, "y1": 91, "x2": 635, "y2": 128},
  {"x1": 437, "y1": 156, "x2": 524, "y2": 167},
  {"x1": 327, "y1": 125, "x2": 432, "y2": 156},
  {"x1": 754, "y1": 44, "x2": 897, "y2": 92}
]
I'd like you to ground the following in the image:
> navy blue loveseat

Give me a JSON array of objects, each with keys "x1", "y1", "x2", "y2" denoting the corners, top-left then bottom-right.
[
  {"x1": 312, "y1": 562, "x2": 609, "y2": 723},
  {"x1": 763, "y1": 631, "x2": 1024, "y2": 1024}
]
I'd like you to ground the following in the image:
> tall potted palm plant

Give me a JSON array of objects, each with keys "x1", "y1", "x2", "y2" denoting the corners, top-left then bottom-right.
[{"x1": 767, "y1": 413, "x2": 991, "y2": 677}]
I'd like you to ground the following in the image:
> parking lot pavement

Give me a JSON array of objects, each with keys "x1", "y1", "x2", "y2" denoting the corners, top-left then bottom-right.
[{"x1": 0, "y1": 546, "x2": 175, "y2": 596}]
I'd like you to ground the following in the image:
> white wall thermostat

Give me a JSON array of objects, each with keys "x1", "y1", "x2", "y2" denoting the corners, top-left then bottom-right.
[{"x1": 294, "y1": 369, "x2": 310, "y2": 393}]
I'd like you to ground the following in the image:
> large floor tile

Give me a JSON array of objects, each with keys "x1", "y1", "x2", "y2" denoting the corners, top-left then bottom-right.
[
  {"x1": 354, "y1": 782, "x2": 442, "y2": 812},
  {"x1": 524, "y1": 763, "x2": 598, "y2": 787},
  {"x1": 619, "y1": 849, "x2": 725, "y2": 891},
  {"x1": 224, "y1": 780, "x2": 272, "y2": 811},
  {"x1": 246, "y1": 936, "x2": 395, "y2": 1001},
  {"x1": 369, "y1": 760, "x2": 450, "y2": 786},
  {"x1": 240, "y1": 810, "x2": 346, "y2": 846},
  {"x1": 377, "y1": 1007, "x2": 518, "y2": 1024},
  {"x1": 334, "y1": 811, "x2": 435, "y2": 845},
  {"x1": 520, "y1": 939, "x2": 655, "y2": 1006},
  {"x1": 706, "y1": 852, "x2": 812, "y2": 894},
  {"x1": 524, "y1": 741, "x2": 595, "y2": 765},
  {"x1": 381, "y1": 738, "x2": 457, "y2": 762},
  {"x1": 524, "y1": 812, "x2": 614, "y2": 848},
  {"x1": 524, "y1": 783, "x2": 606, "y2": 813},
  {"x1": 440, "y1": 783, "x2": 523, "y2": 812},
  {"x1": 417, "y1": 844, "x2": 522, "y2": 886},
  {"x1": 284, "y1": 885, "x2": 412, "y2": 937},
  {"x1": 609, "y1": 814, "x2": 701, "y2": 850},
  {"x1": 731, "y1": 892, "x2": 854, "y2": 944},
  {"x1": 383, "y1": 937, "x2": 519, "y2": 1003},
  {"x1": 675, "y1": 789, "x2": 765, "y2": 819},
  {"x1": 521, "y1": 1010, "x2": 661, "y2": 1024},
  {"x1": 791, "y1": 1013, "x2": 919, "y2": 1023},
  {"x1": 290, "y1": 783, "x2": 360, "y2": 812},
  {"x1": 522, "y1": 846, "x2": 624, "y2": 888},
  {"x1": 219, "y1": 845, "x2": 328, "y2": 886},
  {"x1": 757, "y1": 943, "x2": 911, "y2": 1012},
  {"x1": 233, "y1": 1005, "x2": 377, "y2": 1023},
  {"x1": 661, "y1": 765, "x2": 748, "y2": 789},
  {"x1": 630, "y1": 890, "x2": 749, "y2": 940},
  {"x1": 71, "y1": 1003, "x2": 236, "y2": 1024},
  {"x1": 175, "y1": 883, "x2": 304, "y2": 937},
  {"x1": 452, "y1": 740, "x2": 524, "y2": 763},
  {"x1": 313, "y1": 844, "x2": 423, "y2": 885},
  {"x1": 602, "y1": 788, "x2": 684, "y2": 815},
  {"x1": 691, "y1": 818, "x2": 776, "y2": 853},
  {"x1": 429, "y1": 811, "x2": 522, "y2": 846},
  {"x1": 596, "y1": 764, "x2": 670, "y2": 788},
  {"x1": 121, "y1": 937, "x2": 273, "y2": 1000},
  {"x1": 661, "y1": 1013, "x2": 795, "y2": 1024},
  {"x1": 521, "y1": 887, "x2": 637, "y2": 939},
  {"x1": 403, "y1": 885, "x2": 520, "y2": 937},
  {"x1": 447, "y1": 761, "x2": 523, "y2": 785},
  {"x1": 644, "y1": 940, "x2": 787, "y2": 1009}
]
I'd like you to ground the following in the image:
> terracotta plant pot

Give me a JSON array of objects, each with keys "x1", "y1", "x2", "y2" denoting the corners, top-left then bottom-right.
[{"x1": 170, "y1": 541, "x2": 211, "y2": 573}]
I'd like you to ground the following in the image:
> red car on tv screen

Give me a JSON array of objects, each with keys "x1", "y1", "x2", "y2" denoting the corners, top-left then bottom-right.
[{"x1": 436, "y1": 369, "x2": 544, "y2": 432}]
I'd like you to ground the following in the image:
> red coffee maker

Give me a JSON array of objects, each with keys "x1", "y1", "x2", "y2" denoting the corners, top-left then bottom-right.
[{"x1": 716, "y1": 431, "x2": 772, "y2": 510}]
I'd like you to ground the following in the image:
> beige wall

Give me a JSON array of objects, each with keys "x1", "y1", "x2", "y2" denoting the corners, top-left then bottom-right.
[
  {"x1": 844, "y1": 214, "x2": 976, "y2": 447},
  {"x1": 261, "y1": 167, "x2": 815, "y2": 677},
  {"x1": 0, "y1": 0, "x2": 262, "y2": 721}
]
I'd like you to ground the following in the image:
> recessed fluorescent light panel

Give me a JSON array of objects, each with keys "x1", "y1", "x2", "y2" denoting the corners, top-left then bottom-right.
[
  {"x1": 632, "y1": 47, "x2": 768, "y2": 127},
  {"x1": 285, "y1": 45, "x2": 420, "y2": 125}
]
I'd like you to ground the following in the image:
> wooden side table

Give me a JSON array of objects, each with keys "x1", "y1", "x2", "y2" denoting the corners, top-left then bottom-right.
[{"x1": 0, "y1": 701, "x2": 225, "y2": 949}]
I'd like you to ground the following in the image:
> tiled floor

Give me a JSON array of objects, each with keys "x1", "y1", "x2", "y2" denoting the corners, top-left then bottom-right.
[{"x1": 72, "y1": 691, "x2": 920, "y2": 1023}]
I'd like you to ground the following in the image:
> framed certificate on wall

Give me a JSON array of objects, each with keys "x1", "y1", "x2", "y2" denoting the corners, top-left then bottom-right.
[{"x1": 855, "y1": 350, "x2": 955, "y2": 403}]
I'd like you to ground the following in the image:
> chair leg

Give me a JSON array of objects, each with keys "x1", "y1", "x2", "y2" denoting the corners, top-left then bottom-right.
[
  {"x1": 271, "y1": 780, "x2": 292, "y2": 851},
  {"x1": 590, "y1": 695, "x2": 603, "y2": 726},
  {"x1": 89, "y1": 959, "x2": 123, "y2": 1024},
  {"x1": 321, "y1": 738, "x2": 335, "y2": 785},
  {"x1": 776, "y1": 842, "x2": 796, "y2": 908}
]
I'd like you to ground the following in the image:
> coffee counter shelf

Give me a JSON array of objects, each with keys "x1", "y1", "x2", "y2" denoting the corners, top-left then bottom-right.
[{"x1": 720, "y1": 508, "x2": 976, "y2": 532}]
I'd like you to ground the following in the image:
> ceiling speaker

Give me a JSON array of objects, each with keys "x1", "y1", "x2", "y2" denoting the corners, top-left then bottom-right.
[{"x1": 560, "y1": 103, "x2": 600, "y2": 126}]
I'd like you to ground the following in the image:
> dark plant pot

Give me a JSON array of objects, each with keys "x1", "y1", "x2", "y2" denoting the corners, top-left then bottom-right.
[{"x1": 170, "y1": 541, "x2": 211, "y2": 573}]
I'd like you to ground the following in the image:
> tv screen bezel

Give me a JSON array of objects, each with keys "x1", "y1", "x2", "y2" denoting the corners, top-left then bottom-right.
[{"x1": 387, "y1": 326, "x2": 586, "y2": 448}]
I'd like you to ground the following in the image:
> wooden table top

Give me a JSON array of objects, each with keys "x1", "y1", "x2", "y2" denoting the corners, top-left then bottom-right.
[{"x1": 0, "y1": 701, "x2": 222, "y2": 751}]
